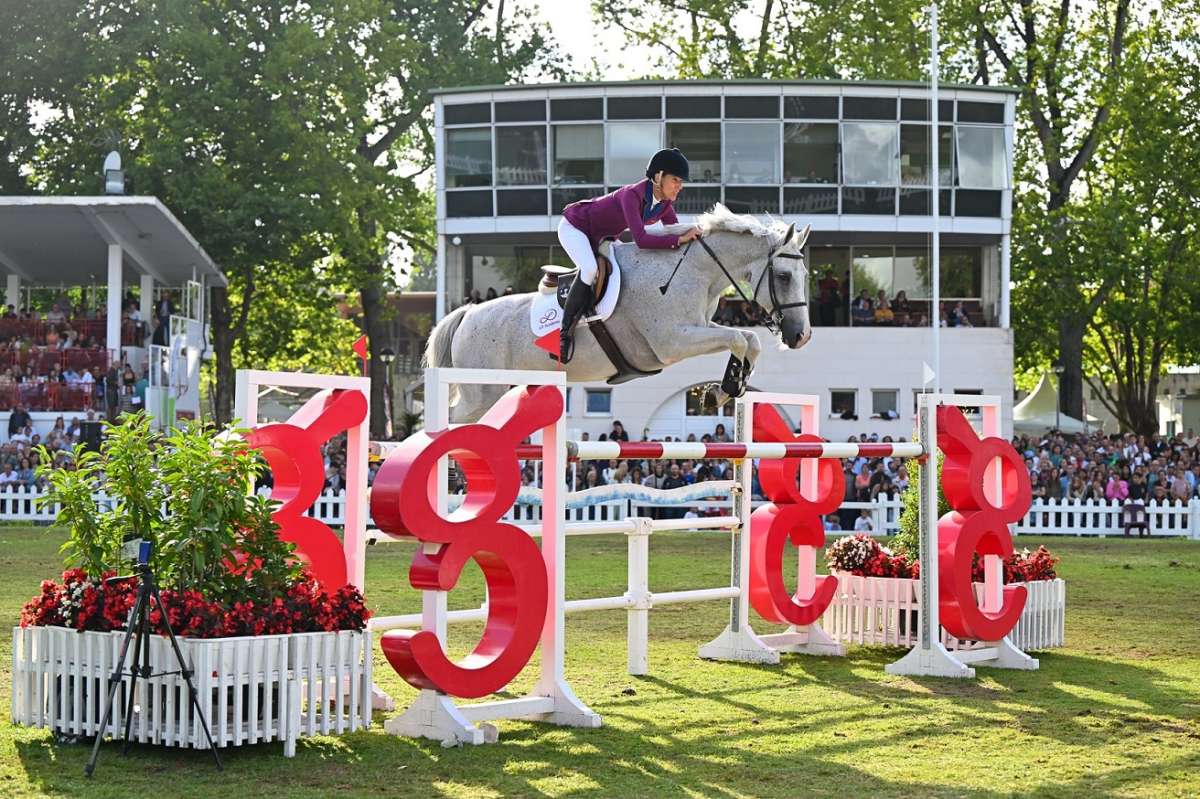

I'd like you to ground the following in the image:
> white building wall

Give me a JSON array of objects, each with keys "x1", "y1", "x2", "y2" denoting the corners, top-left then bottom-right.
[{"x1": 564, "y1": 327, "x2": 1014, "y2": 441}]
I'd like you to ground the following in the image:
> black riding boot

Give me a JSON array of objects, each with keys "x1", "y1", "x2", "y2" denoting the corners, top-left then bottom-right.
[{"x1": 559, "y1": 277, "x2": 593, "y2": 364}]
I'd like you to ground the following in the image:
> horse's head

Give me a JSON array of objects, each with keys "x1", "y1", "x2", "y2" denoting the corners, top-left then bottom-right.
[{"x1": 766, "y1": 221, "x2": 812, "y2": 348}]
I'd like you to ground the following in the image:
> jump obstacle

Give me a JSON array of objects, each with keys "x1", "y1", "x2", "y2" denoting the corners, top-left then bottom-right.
[{"x1": 360, "y1": 367, "x2": 1037, "y2": 745}]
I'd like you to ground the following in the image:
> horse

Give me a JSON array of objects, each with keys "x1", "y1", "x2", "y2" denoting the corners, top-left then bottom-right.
[{"x1": 425, "y1": 204, "x2": 813, "y2": 422}]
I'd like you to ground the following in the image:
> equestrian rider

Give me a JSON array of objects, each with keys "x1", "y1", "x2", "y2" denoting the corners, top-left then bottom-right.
[{"x1": 556, "y1": 147, "x2": 703, "y2": 364}]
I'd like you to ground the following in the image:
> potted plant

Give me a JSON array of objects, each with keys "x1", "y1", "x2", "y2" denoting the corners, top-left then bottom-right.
[{"x1": 11, "y1": 413, "x2": 372, "y2": 757}]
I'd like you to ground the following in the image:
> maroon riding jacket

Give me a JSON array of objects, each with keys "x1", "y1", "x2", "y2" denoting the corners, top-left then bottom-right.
[{"x1": 561, "y1": 178, "x2": 680, "y2": 252}]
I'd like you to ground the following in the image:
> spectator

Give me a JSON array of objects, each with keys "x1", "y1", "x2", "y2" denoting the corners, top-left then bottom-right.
[
  {"x1": 816, "y1": 270, "x2": 841, "y2": 326},
  {"x1": 873, "y1": 291, "x2": 894, "y2": 325},
  {"x1": 853, "y1": 509, "x2": 874, "y2": 532},
  {"x1": 485, "y1": 287, "x2": 498, "y2": 301},
  {"x1": 9, "y1": 403, "x2": 31, "y2": 437},
  {"x1": 1105, "y1": 473, "x2": 1129, "y2": 502},
  {"x1": 610, "y1": 420, "x2": 630, "y2": 442},
  {"x1": 892, "y1": 290, "x2": 911, "y2": 325},
  {"x1": 850, "y1": 290, "x2": 874, "y2": 326},
  {"x1": 0, "y1": 462, "x2": 18, "y2": 490},
  {"x1": 949, "y1": 301, "x2": 973, "y2": 328}
]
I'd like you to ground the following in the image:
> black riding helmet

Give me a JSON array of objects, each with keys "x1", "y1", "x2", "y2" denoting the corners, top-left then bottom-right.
[{"x1": 645, "y1": 148, "x2": 690, "y2": 181}]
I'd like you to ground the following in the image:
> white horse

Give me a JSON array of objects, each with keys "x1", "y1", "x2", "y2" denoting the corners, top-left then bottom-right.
[{"x1": 426, "y1": 205, "x2": 813, "y2": 422}]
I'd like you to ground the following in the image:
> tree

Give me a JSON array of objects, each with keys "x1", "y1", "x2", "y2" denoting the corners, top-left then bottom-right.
[
  {"x1": 1068, "y1": 25, "x2": 1200, "y2": 435},
  {"x1": 594, "y1": 0, "x2": 1175, "y2": 427}
]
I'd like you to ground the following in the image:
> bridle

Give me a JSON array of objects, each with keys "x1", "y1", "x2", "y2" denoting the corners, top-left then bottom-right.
[{"x1": 696, "y1": 237, "x2": 807, "y2": 334}]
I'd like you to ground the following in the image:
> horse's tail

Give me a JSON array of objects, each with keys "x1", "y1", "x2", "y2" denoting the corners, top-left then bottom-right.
[{"x1": 424, "y1": 304, "x2": 468, "y2": 370}]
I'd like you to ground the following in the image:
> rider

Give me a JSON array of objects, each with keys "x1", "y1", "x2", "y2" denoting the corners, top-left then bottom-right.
[{"x1": 556, "y1": 147, "x2": 703, "y2": 364}]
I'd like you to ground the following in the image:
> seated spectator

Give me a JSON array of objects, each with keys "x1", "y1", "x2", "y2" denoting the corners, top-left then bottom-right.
[
  {"x1": 610, "y1": 420, "x2": 630, "y2": 442},
  {"x1": 16, "y1": 457, "x2": 33, "y2": 488},
  {"x1": 824, "y1": 514, "x2": 842, "y2": 532},
  {"x1": 11, "y1": 424, "x2": 31, "y2": 446},
  {"x1": 873, "y1": 291, "x2": 894, "y2": 325},
  {"x1": 853, "y1": 509, "x2": 874, "y2": 532},
  {"x1": 713, "y1": 423, "x2": 730, "y2": 443},
  {"x1": 850, "y1": 290, "x2": 874, "y2": 326},
  {"x1": 0, "y1": 462, "x2": 19, "y2": 490},
  {"x1": 949, "y1": 301, "x2": 973, "y2": 328},
  {"x1": 892, "y1": 291, "x2": 911, "y2": 325}
]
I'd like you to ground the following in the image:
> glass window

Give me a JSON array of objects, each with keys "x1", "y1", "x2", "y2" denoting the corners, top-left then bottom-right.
[
  {"x1": 608, "y1": 96, "x2": 661, "y2": 119},
  {"x1": 852, "y1": 247, "x2": 893, "y2": 301},
  {"x1": 784, "y1": 187, "x2": 838, "y2": 214},
  {"x1": 942, "y1": 248, "x2": 982, "y2": 298},
  {"x1": 809, "y1": 247, "x2": 850, "y2": 327},
  {"x1": 872, "y1": 390, "x2": 899, "y2": 417},
  {"x1": 785, "y1": 96, "x2": 838, "y2": 119},
  {"x1": 956, "y1": 127, "x2": 1007, "y2": 188},
  {"x1": 841, "y1": 123, "x2": 898, "y2": 185},
  {"x1": 445, "y1": 190, "x2": 492, "y2": 217},
  {"x1": 552, "y1": 125, "x2": 603, "y2": 185},
  {"x1": 686, "y1": 383, "x2": 733, "y2": 417},
  {"x1": 673, "y1": 186, "x2": 721, "y2": 215},
  {"x1": 724, "y1": 187, "x2": 779, "y2": 214},
  {"x1": 724, "y1": 122, "x2": 780, "y2": 184},
  {"x1": 899, "y1": 188, "x2": 930, "y2": 215},
  {"x1": 444, "y1": 103, "x2": 490, "y2": 125},
  {"x1": 951, "y1": 389, "x2": 983, "y2": 416},
  {"x1": 894, "y1": 247, "x2": 930, "y2": 299},
  {"x1": 445, "y1": 128, "x2": 492, "y2": 188},
  {"x1": 666, "y1": 96, "x2": 720, "y2": 118},
  {"x1": 607, "y1": 122, "x2": 662, "y2": 185},
  {"x1": 900, "y1": 124, "x2": 930, "y2": 186},
  {"x1": 552, "y1": 187, "x2": 597, "y2": 214},
  {"x1": 495, "y1": 100, "x2": 545, "y2": 122},
  {"x1": 725, "y1": 95, "x2": 780, "y2": 118},
  {"x1": 938, "y1": 125, "x2": 956, "y2": 186},
  {"x1": 843, "y1": 96, "x2": 896, "y2": 120},
  {"x1": 496, "y1": 125, "x2": 547, "y2": 185},
  {"x1": 784, "y1": 123, "x2": 838, "y2": 184},
  {"x1": 955, "y1": 189, "x2": 1002, "y2": 217},
  {"x1": 842, "y1": 187, "x2": 895, "y2": 214},
  {"x1": 831, "y1": 390, "x2": 857, "y2": 418},
  {"x1": 551, "y1": 97, "x2": 602, "y2": 120},
  {"x1": 496, "y1": 188, "x2": 547, "y2": 215},
  {"x1": 667, "y1": 123, "x2": 720, "y2": 182},
  {"x1": 900, "y1": 98, "x2": 954, "y2": 121},
  {"x1": 957, "y1": 101, "x2": 1004, "y2": 123},
  {"x1": 586, "y1": 388, "x2": 612, "y2": 414}
]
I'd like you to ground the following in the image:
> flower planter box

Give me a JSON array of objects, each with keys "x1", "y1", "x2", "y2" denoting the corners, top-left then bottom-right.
[
  {"x1": 10, "y1": 627, "x2": 371, "y2": 757},
  {"x1": 822, "y1": 572, "x2": 1066, "y2": 652}
]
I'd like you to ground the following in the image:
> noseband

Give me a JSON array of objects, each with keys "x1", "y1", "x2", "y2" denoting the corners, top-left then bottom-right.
[{"x1": 696, "y1": 237, "x2": 807, "y2": 334}]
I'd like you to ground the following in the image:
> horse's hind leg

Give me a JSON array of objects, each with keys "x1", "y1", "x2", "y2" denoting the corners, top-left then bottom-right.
[{"x1": 448, "y1": 383, "x2": 508, "y2": 424}]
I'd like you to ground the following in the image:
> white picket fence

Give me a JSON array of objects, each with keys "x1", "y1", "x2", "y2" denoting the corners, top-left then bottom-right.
[
  {"x1": 10, "y1": 627, "x2": 371, "y2": 756},
  {"x1": 9, "y1": 483, "x2": 1199, "y2": 538},
  {"x1": 822, "y1": 573, "x2": 1066, "y2": 651}
]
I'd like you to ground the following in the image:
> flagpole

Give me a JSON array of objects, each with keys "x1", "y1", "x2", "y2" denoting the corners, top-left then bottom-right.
[{"x1": 930, "y1": 2, "x2": 941, "y2": 396}]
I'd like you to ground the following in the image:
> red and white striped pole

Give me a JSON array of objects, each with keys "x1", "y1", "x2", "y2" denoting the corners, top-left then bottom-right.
[{"x1": 514, "y1": 441, "x2": 925, "y2": 462}]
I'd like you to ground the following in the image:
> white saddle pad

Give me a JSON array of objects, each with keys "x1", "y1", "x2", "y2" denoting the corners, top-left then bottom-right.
[{"x1": 529, "y1": 245, "x2": 622, "y2": 338}]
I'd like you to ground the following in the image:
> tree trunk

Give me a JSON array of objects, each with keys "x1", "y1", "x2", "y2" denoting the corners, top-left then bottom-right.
[
  {"x1": 1057, "y1": 316, "x2": 1085, "y2": 423},
  {"x1": 210, "y1": 285, "x2": 236, "y2": 425},
  {"x1": 360, "y1": 276, "x2": 391, "y2": 439}
]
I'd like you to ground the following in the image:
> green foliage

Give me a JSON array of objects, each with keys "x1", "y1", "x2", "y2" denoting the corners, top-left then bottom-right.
[
  {"x1": 156, "y1": 421, "x2": 299, "y2": 601},
  {"x1": 893, "y1": 451, "x2": 948, "y2": 560},
  {"x1": 35, "y1": 413, "x2": 298, "y2": 602}
]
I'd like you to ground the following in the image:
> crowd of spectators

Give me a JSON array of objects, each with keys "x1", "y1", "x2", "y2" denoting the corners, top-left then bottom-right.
[
  {"x1": 1017, "y1": 428, "x2": 1200, "y2": 505},
  {"x1": 0, "y1": 408, "x2": 103, "y2": 490},
  {"x1": 461, "y1": 286, "x2": 516, "y2": 305}
]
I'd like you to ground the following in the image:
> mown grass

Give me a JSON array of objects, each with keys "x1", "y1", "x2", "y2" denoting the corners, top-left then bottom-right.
[{"x1": 0, "y1": 528, "x2": 1197, "y2": 798}]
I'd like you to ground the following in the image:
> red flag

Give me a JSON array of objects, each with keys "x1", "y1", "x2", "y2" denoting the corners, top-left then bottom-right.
[{"x1": 352, "y1": 335, "x2": 368, "y2": 376}]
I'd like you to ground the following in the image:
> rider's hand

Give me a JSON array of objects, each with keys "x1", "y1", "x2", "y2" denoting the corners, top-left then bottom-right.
[{"x1": 677, "y1": 226, "x2": 702, "y2": 246}]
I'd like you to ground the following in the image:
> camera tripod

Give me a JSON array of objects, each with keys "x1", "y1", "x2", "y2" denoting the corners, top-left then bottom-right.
[{"x1": 85, "y1": 555, "x2": 222, "y2": 776}]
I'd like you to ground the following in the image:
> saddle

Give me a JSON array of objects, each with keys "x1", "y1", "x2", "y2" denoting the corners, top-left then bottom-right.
[{"x1": 538, "y1": 240, "x2": 661, "y2": 385}]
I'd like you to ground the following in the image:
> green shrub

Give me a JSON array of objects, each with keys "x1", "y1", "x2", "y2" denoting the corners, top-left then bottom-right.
[
  {"x1": 36, "y1": 413, "x2": 299, "y2": 604},
  {"x1": 892, "y1": 452, "x2": 949, "y2": 559}
]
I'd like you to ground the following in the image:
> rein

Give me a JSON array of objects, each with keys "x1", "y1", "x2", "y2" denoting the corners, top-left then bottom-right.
[{"x1": 694, "y1": 237, "x2": 807, "y2": 334}]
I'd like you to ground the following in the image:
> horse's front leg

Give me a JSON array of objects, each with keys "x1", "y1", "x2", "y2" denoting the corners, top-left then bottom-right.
[{"x1": 651, "y1": 324, "x2": 757, "y2": 402}]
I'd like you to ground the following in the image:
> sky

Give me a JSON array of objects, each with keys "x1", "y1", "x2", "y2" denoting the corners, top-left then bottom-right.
[{"x1": 518, "y1": 0, "x2": 664, "y2": 79}]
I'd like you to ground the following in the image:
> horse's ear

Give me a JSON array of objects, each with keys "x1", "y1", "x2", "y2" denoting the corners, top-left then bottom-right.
[
  {"x1": 783, "y1": 223, "x2": 796, "y2": 246},
  {"x1": 796, "y1": 223, "x2": 812, "y2": 249}
]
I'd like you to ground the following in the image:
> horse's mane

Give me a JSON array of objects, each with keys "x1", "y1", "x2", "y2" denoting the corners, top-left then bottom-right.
[{"x1": 662, "y1": 203, "x2": 788, "y2": 241}]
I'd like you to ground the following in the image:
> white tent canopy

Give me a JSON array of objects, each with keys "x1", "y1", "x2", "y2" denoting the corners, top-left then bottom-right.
[{"x1": 1013, "y1": 372, "x2": 1098, "y2": 433}]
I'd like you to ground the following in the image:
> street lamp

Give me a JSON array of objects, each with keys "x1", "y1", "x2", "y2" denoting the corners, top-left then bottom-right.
[
  {"x1": 380, "y1": 348, "x2": 396, "y2": 438},
  {"x1": 1052, "y1": 361, "x2": 1065, "y2": 432}
]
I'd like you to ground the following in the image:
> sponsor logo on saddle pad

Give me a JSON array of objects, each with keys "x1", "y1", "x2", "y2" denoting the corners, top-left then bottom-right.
[{"x1": 529, "y1": 249, "x2": 622, "y2": 339}]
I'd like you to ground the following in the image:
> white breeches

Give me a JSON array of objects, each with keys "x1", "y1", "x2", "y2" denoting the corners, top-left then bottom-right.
[{"x1": 557, "y1": 219, "x2": 597, "y2": 286}]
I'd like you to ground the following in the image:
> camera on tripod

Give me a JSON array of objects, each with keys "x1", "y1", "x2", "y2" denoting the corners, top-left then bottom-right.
[{"x1": 119, "y1": 534, "x2": 152, "y2": 567}]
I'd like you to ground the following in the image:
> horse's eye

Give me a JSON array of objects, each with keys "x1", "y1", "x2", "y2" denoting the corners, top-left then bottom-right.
[{"x1": 776, "y1": 272, "x2": 791, "y2": 284}]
